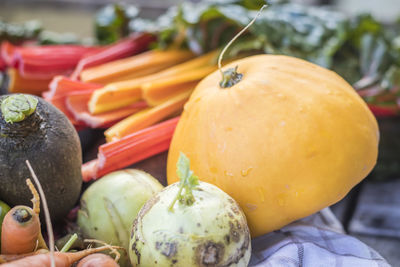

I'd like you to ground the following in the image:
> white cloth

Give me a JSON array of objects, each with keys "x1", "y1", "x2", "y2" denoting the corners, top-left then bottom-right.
[{"x1": 249, "y1": 208, "x2": 390, "y2": 267}]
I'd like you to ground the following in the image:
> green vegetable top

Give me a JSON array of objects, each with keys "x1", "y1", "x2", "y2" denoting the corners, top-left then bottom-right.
[
  {"x1": 95, "y1": 3, "x2": 139, "y2": 45},
  {"x1": 168, "y1": 152, "x2": 199, "y2": 212},
  {"x1": 1, "y1": 94, "x2": 38, "y2": 123},
  {"x1": 127, "y1": 1, "x2": 400, "y2": 112},
  {"x1": 0, "y1": 200, "x2": 10, "y2": 247},
  {"x1": 0, "y1": 200, "x2": 10, "y2": 224}
]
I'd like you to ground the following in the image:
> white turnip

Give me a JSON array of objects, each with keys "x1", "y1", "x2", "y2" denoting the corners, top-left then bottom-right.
[{"x1": 130, "y1": 153, "x2": 251, "y2": 267}]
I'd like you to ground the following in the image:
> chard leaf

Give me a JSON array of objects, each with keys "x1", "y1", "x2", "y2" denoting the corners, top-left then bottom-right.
[
  {"x1": 127, "y1": 1, "x2": 400, "y2": 112},
  {"x1": 96, "y1": 4, "x2": 139, "y2": 44},
  {"x1": 381, "y1": 65, "x2": 400, "y2": 91}
]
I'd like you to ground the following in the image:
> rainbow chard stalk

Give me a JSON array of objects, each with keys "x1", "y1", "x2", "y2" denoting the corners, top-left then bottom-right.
[{"x1": 168, "y1": 152, "x2": 199, "y2": 211}]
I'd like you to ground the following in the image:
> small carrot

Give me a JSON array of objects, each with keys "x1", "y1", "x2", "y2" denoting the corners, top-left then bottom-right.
[
  {"x1": 77, "y1": 239, "x2": 121, "y2": 267},
  {"x1": 77, "y1": 254, "x2": 120, "y2": 267},
  {"x1": 0, "y1": 249, "x2": 48, "y2": 264},
  {"x1": 1, "y1": 179, "x2": 47, "y2": 254},
  {"x1": 0, "y1": 205, "x2": 40, "y2": 254},
  {"x1": 0, "y1": 245, "x2": 121, "y2": 267}
]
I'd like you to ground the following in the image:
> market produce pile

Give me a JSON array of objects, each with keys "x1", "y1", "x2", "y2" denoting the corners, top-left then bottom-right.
[{"x1": 0, "y1": 0, "x2": 394, "y2": 266}]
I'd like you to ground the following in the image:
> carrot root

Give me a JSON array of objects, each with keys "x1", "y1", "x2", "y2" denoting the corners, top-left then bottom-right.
[
  {"x1": 0, "y1": 245, "x2": 122, "y2": 267},
  {"x1": 0, "y1": 249, "x2": 49, "y2": 264}
]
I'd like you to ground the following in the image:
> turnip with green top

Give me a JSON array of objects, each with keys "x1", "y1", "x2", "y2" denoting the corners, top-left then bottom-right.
[
  {"x1": 77, "y1": 169, "x2": 163, "y2": 266},
  {"x1": 129, "y1": 153, "x2": 251, "y2": 267}
]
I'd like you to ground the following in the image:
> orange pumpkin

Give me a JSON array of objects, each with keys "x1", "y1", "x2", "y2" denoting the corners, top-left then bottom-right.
[{"x1": 167, "y1": 55, "x2": 379, "y2": 237}]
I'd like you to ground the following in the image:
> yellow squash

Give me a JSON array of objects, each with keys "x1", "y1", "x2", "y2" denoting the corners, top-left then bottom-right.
[{"x1": 167, "y1": 55, "x2": 379, "y2": 237}]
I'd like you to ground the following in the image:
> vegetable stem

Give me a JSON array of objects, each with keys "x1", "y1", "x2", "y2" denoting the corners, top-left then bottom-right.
[
  {"x1": 168, "y1": 153, "x2": 199, "y2": 212},
  {"x1": 218, "y1": 5, "x2": 266, "y2": 88},
  {"x1": 168, "y1": 184, "x2": 184, "y2": 212},
  {"x1": 25, "y1": 160, "x2": 55, "y2": 267},
  {"x1": 60, "y1": 233, "x2": 78, "y2": 253}
]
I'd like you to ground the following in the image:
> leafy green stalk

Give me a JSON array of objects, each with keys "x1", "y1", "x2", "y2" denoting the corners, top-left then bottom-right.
[
  {"x1": 60, "y1": 233, "x2": 78, "y2": 253},
  {"x1": 168, "y1": 153, "x2": 199, "y2": 212}
]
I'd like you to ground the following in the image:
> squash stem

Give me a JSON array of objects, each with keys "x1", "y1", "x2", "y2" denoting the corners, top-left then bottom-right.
[
  {"x1": 218, "y1": 5, "x2": 266, "y2": 88},
  {"x1": 220, "y1": 66, "x2": 243, "y2": 88}
]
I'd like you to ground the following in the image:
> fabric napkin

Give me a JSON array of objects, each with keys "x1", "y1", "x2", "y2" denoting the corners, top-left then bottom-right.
[{"x1": 249, "y1": 208, "x2": 390, "y2": 267}]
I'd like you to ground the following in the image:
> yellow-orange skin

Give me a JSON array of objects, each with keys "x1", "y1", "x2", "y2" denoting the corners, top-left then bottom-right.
[{"x1": 167, "y1": 55, "x2": 379, "y2": 237}]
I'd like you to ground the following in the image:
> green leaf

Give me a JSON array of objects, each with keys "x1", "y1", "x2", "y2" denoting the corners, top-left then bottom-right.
[
  {"x1": 1, "y1": 94, "x2": 38, "y2": 123},
  {"x1": 169, "y1": 152, "x2": 199, "y2": 211},
  {"x1": 0, "y1": 19, "x2": 42, "y2": 44},
  {"x1": 381, "y1": 65, "x2": 400, "y2": 91},
  {"x1": 176, "y1": 152, "x2": 191, "y2": 182},
  {"x1": 95, "y1": 4, "x2": 139, "y2": 44},
  {"x1": 127, "y1": 1, "x2": 399, "y2": 111}
]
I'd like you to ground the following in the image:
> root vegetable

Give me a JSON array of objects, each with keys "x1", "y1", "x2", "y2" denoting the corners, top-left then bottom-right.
[
  {"x1": 0, "y1": 94, "x2": 82, "y2": 222},
  {"x1": 0, "y1": 245, "x2": 120, "y2": 267},
  {"x1": 1, "y1": 205, "x2": 41, "y2": 254},
  {"x1": 77, "y1": 169, "x2": 163, "y2": 266},
  {"x1": 0, "y1": 249, "x2": 48, "y2": 264},
  {"x1": 77, "y1": 254, "x2": 120, "y2": 267},
  {"x1": 1, "y1": 179, "x2": 47, "y2": 254},
  {"x1": 130, "y1": 153, "x2": 251, "y2": 267}
]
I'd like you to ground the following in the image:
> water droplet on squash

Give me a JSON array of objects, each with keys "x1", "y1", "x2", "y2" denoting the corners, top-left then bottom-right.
[
  {"x1": 183, "y1": 103, "x2": 189, "y2": 111},
  {"x1": 241, "y1": 167, "x2": 253, "y2": 177},
  {"x1": 210, "y1": 167, "x2": 218, "y2": 174},
  {"x1": 224, "y1": 171, "x2": 234, "y2": 177},
  {"x1": 280, "y1": 121, "x2": 286, "y2": 127},
  {"x1": 306, "y1": 146, "x2": 318, "y2": 158},
  {"x1": 276, "y1": 93, "x2": 285, "y2": 99},
  {"x1": 245, "y1": 203, "x2": 257, "y2": 211},
  {"x1": 258, "y1": 188, "x2": 265, "y2": 203},
  {"x1": 362, "y1": 165, "x2": 367, "y2": 171},
  {"x1": 277, "y1": 194, "x2": 286, "y2": 206}
]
